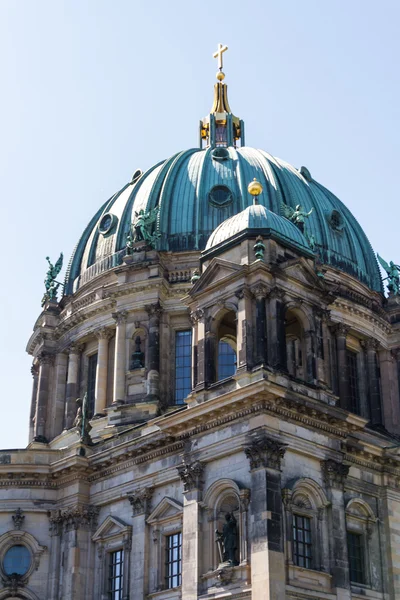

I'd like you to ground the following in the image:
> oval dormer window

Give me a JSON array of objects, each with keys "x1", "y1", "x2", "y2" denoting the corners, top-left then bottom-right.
[
  {"x1": 98, "y1": 213, "x2": 117, "y2": 235},
  {"x1": 208, "y1": 185, "x2": 233, "y2": 208},
  {"x1": 211, "y1": 147, "x2": 230, "y2": 161},
  {"x1": 328, "y1": 209, "x2": 344, "y2": 232},
  {"x1": 131, "y1": 169, "x2": 143, "y2": 184}
]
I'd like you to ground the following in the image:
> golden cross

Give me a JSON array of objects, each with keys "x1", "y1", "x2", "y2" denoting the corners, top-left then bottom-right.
[{"x1": 213, "y1": 43, "x2": 228, "y2": 71}]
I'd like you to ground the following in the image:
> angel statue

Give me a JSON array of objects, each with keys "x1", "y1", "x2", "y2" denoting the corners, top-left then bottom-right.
[
  {"x1": 73, "y1": 393, "x2": 92, "y2": 445},
  {"x1": 377, "y1": 254, "x2": 400, "y2": 296},
  {"x1": 282, "y1": 203, "x2": 313, "y2": 234},
  {"x1": 41, "y1": 253, "x2": 63, "y2": 306},
  {"x1": 132, "y1": 207, "x2": 160, "y2": 248}
]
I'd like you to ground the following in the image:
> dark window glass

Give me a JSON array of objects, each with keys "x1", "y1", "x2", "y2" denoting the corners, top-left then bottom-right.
[
  {"x1": 87, "y1": 353, "x2": 98, "y2": 417},
  {"x1": 3, "y1": 545, "x2": 31, "y2": 575},
  {"x1": 218, "y1": 340, "x2": 236, "y2": 380},
  {"x1": 347, "y1": 532, "x2": 365, "y2": 584},
  {"x1": 108, "y1": 549, "x2": 124, "y2": 600},
  {"x1": 293, "y1": 515, "x2": 312, "y2": 569},
  {"x1": 165, "y1": 532, "x2": 182, "y2": 589},
  {"x1": 175, "y1": 331, "x2": 192, "y2": 404},
  {"x1": 208, "y1": 185, "x2": 232, "y2": 207},
  {"x1": 215, "y1": 125, "x2": 227, "y2": 147},
  {"x1": 346, "y1": 350, "x2": 360, "y2": 414}
]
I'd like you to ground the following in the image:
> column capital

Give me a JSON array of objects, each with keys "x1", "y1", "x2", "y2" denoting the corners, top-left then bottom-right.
[
  {"x1": 48, "y1": 504, "x2": 99, "y2": 534},
  {"x1": 177, "y1": 459, "x2": 205, "y2": 492},
  {"x1": 145, "y1": 301, "x2": 163, "y2": 318},
  {"x1": 321, "y1": 458, "x2": 349, "y2": 489},
  {"x1": 189, "y1": 308, "x2": 205, "y2": 325},
  {"x1": 112, "y1": 310, "x2": 128, "y2": 325},
  {"x1": 244, "y1": 432, "x2": 287, "y2": 471},
  {"x1": 268, "y1": 287, "x2": 285, "y2": 301},
  {"x1": 315, "y1": 308, "x2": 331, "y2": 323},
  {"x1": 95, "y1": 327, "x2": 113, "y2": 341},
  {"x1": 250, "y1": 283, "x2": 269, "y2": 299},
  {"x1": 37, "y1": 351, "x2": 55, "y2": 366},
  {"x1": 30, "y1": 364, "x2": 39, "y2": 377},
  {"x1": 235, "y1": 287, "x2": 252, "y2": 301},
  {"x1": 67, "y1": 342, "x2": 85, "y2": 355},
  {"x1": 127, "y1": 487, "x2": 154, "y2": 516},
  {"x1": 331, "y1": 322, "x2": 350, "y2": 337},
  {"x1": 360, "y1": 337, "x2": 380, "y2": 352},
  {"x1": 391, "y1": 347, "x2": 400, "y2": 360}
]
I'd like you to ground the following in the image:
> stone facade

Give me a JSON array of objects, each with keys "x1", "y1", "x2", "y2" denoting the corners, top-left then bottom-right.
[{"x1": 2, "y1": 60, "x2": 400, "y2": 600}]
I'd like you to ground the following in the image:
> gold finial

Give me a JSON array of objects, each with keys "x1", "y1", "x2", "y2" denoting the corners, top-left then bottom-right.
[
  {"x1": 248, "y1": 178, "x2": 263, "y2": 197},
  {"x1": 213, "y1": 43, "x2": 228, "y2": 81}
]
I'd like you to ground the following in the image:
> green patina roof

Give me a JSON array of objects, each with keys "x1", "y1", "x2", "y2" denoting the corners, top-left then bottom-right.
[
  {"x1": 64, "y1": 146, "x2": 382, "y2": 294},
  {"x1": 204, "y1": 203, "x2": 313, "y2": 256}
]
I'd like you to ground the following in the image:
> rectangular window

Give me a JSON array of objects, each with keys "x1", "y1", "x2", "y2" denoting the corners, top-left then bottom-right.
[
  {"x1": 346, "y1": 349, "x2": 360, "y2": 414},
  {"x1": 87, "y1": 353, "x2": 98, "y2": 417},
  {"x1": 347, "y1": 532, "x2": 365, "y2": 584},
  {"x1": 165, "y1": 532, "x2": 182, "y2": 589},
  {"x1": 292, "y1": 514, "x2": 312, "y2": 569},
  {"x1": 108, "y1": 549, "x2": 124, "y2": 600},
  {"x1": 175, "y1": 331, "x2": 192, "y2": 404}
]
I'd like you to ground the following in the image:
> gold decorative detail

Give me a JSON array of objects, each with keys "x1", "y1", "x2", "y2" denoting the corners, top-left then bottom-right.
[{"x1": 248, "y1": 178, "x2": 263, "y2": 198}]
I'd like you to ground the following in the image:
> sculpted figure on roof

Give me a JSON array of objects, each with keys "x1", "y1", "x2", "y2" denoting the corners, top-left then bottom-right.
[
  {"x1": 282, "y1": 203, "x2": 313, "y2": 234},
  {"x1": 131, "y1": 207, "x2": 160, "y2": 248},
  {"x1": 41, "y1": 253, "x2": 63, "y2": 306},
  {"x1": 377, "y1": 254, "x2": 400, "y2": 295}
]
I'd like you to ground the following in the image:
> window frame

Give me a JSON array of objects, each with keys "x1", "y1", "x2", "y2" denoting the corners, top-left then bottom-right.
[
  {"x1": 292, "y1": 513, "x2": 312, "y2": 569},
  {"x1": 174, "y1": 329, "x2": 192, "y2": 405},
  {"x1": 107, "y1": 547, "x2": 124, "y2": 600},
  {"x1": 347, "y1": 531, "x2": 365, "y2": 585},
  {"x1": 164, "y1": 531, "x2": 182, "y2": 590},
  {"x1": 345, "y1": 498, "x2": 377, "y2": 591}
]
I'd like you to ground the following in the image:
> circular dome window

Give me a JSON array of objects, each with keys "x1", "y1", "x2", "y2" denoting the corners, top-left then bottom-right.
[
  {"x1": 211, "y1": 147, "x2": 230, "y2": 161},
  {"x1": 328, "y1": 209, "x2": 344, "y2": 232},
  {"x1": 208, "y1": 185, "x2": 233, "y2": 208},
  {"x1": 98, "y1": 213, "x2": 117, "y2": 235},
  {"x1": 3, "y1": 545, "x2": 31, "y2": 576},
  {"x1": 131, "y1": 169, "x2": 143, "y2": 184}
]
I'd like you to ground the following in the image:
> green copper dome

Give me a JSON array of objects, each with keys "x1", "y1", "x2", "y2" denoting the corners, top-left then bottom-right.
[
  {"x1": 64, "y1": 146, "x2": 383, "y2": 295},
  {"x1": 204, "y1": 203, "x2": 312, "y2": 256}
]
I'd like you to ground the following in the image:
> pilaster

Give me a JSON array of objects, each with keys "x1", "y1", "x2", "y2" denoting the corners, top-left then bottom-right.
[
  {"x1": 145, "y1": 302, "x2": 162, "y2": 399},
  {"x1": 266, "y1": 288, "x2": 286, "y2": 371},
  {"x1": 34, "y1": 351, "x2": 55, "y2": 442},
  {"x1": 252, "y1": 284, "x2": 268, "y2": 367},
  {"x1": 127, "y1": 487, "x2": 154, "y2": 599},
  {"x1": 112, "y1": 310, "x2": 128, "y2": 403},
  {"x1": 331, "y1": 323, "x2": 350, "y2": 410},
  {"x1": 95, "y1": 328, "x2": 113, "y2": 415},
  {"x1": 65, "y1": 343, "x2": 84, "y2": 429},
  {"x1": 361, "y1": 338, "x2": 382, "y2": 425}
]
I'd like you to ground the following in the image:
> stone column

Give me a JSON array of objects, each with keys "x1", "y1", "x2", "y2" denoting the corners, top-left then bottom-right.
[
  {"x1": 127, "y1": 487, "x2": 154, "y2": 600},
  {"x1": 53, "y1": 351, "x2": 68, "y2": 437},
  {"x1": 29, "y1": 364, "x2": 39, "y2": 442},
  {"x1": 361, "y1": 338, "x2": 382, "y2": 426},
  {"x1": 244, "y1": 431, "x2": 287, "y2": 599},
  {"x1": 34, "y1": 352, "x2": 54, "y2": 442},
  {"x1": 252, "y1": 285, "x2": 268, "y2": 367},
  {"x1": 236, "y1": 288, "x2": 254, "y2": 371},
  {"x1": 190, "y1": 309, "x2": 204, "y2": 390},
  {"x1": 304, "y1": 330, "x2": 317, "y2": 383},
  {"x1": 94, "y1": 328, "x2": 112, "y2": 415},
  {"x1": 112, "y1": 310, "x2": 128, "y2": 403},
  {"x1": 266, "y1": 288, "x2": 286, "y2": 371},
  {"x1": 332, "y1": 324, "x2": 350, "y2": 410},
  {"x1": 320, "y1": 310, "x2": 331, "y2": 388},
  {"x1": 381, "y1": 349, "x2": 400, "y2": 434},
  {"x1": 178, "y1": 459, "x2": 205, "y2": 600},
  {"x1": 321, "y1": 459, "x2": 350, "y2": 596},
  {"x1": 47, "y1": 513, "x2": 63, "y2": 599},
  {"x1": 145, "y1": 303, "x2": 162, "y2": 399},
  {"x1": 205, "y1": 315, "x2": 216, "y2": 385},
  {"x1": 65, "y1": 343, "x2": 84, "y2": 429}
]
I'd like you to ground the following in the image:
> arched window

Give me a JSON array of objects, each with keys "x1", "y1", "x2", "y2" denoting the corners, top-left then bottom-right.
[
  {"x1": 285, "y1": 309, "x2": 305, "y2": 380},
  {"x1": 345, "y1": 498, "x2": 378, "y2": 589},
  {"x1": 216, "y1": 310, "x2": 237, "y2": 381},
  {"x1": 282, "y1": 479, "x2": 331, "y2": 590}
]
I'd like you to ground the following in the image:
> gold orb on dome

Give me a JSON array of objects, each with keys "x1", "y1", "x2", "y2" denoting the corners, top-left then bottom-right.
[
  {"x1": 248, "y1": 178, "x2": 263, "y2": 197},
  {"x1": 216, "y1": 71, "x2": 225, "y2": 81}
]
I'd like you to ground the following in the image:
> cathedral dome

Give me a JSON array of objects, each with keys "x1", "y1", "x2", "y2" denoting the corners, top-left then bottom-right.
[
  {"x1": 204, "y1": 202, "x2": 312, "y2": 256},
  {"x1": 64, "y1": 146, "x2": 382, "y2": 295},
  {"x1": 64, "y1": 65, "x2": 382, "y2": 296}
]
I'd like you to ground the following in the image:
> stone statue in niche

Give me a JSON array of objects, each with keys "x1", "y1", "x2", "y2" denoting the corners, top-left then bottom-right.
[
  {"x1": 73, "y1": 393, "x2": 93, "y2": 445},
  {"x1": 215, "y1": 512, "x2": 239, "y2": 567},
  {"x1": 130, "y1": 336, "x2": 145, "y2": 370}
]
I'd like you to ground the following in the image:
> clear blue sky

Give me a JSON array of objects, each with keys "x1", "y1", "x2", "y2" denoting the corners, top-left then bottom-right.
[{"x1": 1, "y1": 0, "x2": 399, "y2": 449}]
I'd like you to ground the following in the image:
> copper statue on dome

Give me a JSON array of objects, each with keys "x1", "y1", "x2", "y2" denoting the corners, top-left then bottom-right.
[
  {"x1": 281, "y1": 202, "x2": 313, "y2": 234},
  {"x1": 41, "y1": 253, "x2": 63, "y2": 306},
  {"x1": 377, "y1": 254, "x2": 400, "y2": 296}
]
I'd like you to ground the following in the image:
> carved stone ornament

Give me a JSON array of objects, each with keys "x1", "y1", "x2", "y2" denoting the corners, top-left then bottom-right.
[
  {"x1": 145, "y1": 302, "x2": 162, "y2": 319},
  {"x1": 321, "y1": 459, "x2": 349, "y2": 489},
  {"x1": 251, "y1": 283, "x2": 269, "y2": 299},
  {"x1": 127, "y1": 487, "x2": 154, "y2": 516},
  {"x1": 68, "y1": 342, "x2": 85, "y2": 355},
  {"x1": 268, "y1": 287, "x2": 285, "y2": 301},
  {"x1": 244, "y1": 433, "x2": 287, "y2": 471},
  {"x1": 177, "y1": 460, "x2": 205, "y2": 492},
  {"x1": 2, "y1": 572, "x2": 24, "y2": 594},
  {"x1": 48, "y1": 505, "x2": 100, "y2": 534},
  {"x1": 189, "y1": 308, "x2": 205, "y2": 325},
  {"x1": 360, "y1": 338, "x2": 380, "y2": 352},
  {"x1": 331, "y1": 323, "x2": 350, "y2": 337},
  {"x1": 37, "y1": 351, "x2": 55, "y2": 366},
  {"x1": 112, "y1": 310, "x2": 128, "y2": 325},
  {"x1": 12, "y1": 507, "x2": 25, "y2": 530},
  {"x1": 95, "y1": 327, "x2": 113, "y2": 341}
]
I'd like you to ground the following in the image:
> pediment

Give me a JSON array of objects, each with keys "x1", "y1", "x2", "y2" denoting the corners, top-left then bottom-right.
[
  {"x1": 147, "y1": 497, "x2": 183, "y2": 524},
  {"x1": 281, "y1": 258, "x2": 324, "y2": 289},
  {"x1": 92, "y1": 515, "x2": 131, "y2": 542},
  {"x1": 191, "y1": 258, "x2": 246, "y2": 295}
]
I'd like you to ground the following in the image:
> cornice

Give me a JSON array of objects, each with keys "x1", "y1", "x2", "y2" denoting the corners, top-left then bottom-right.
[{"x1": 331, "y1": 299, "x2": 391, "y2": 336}]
